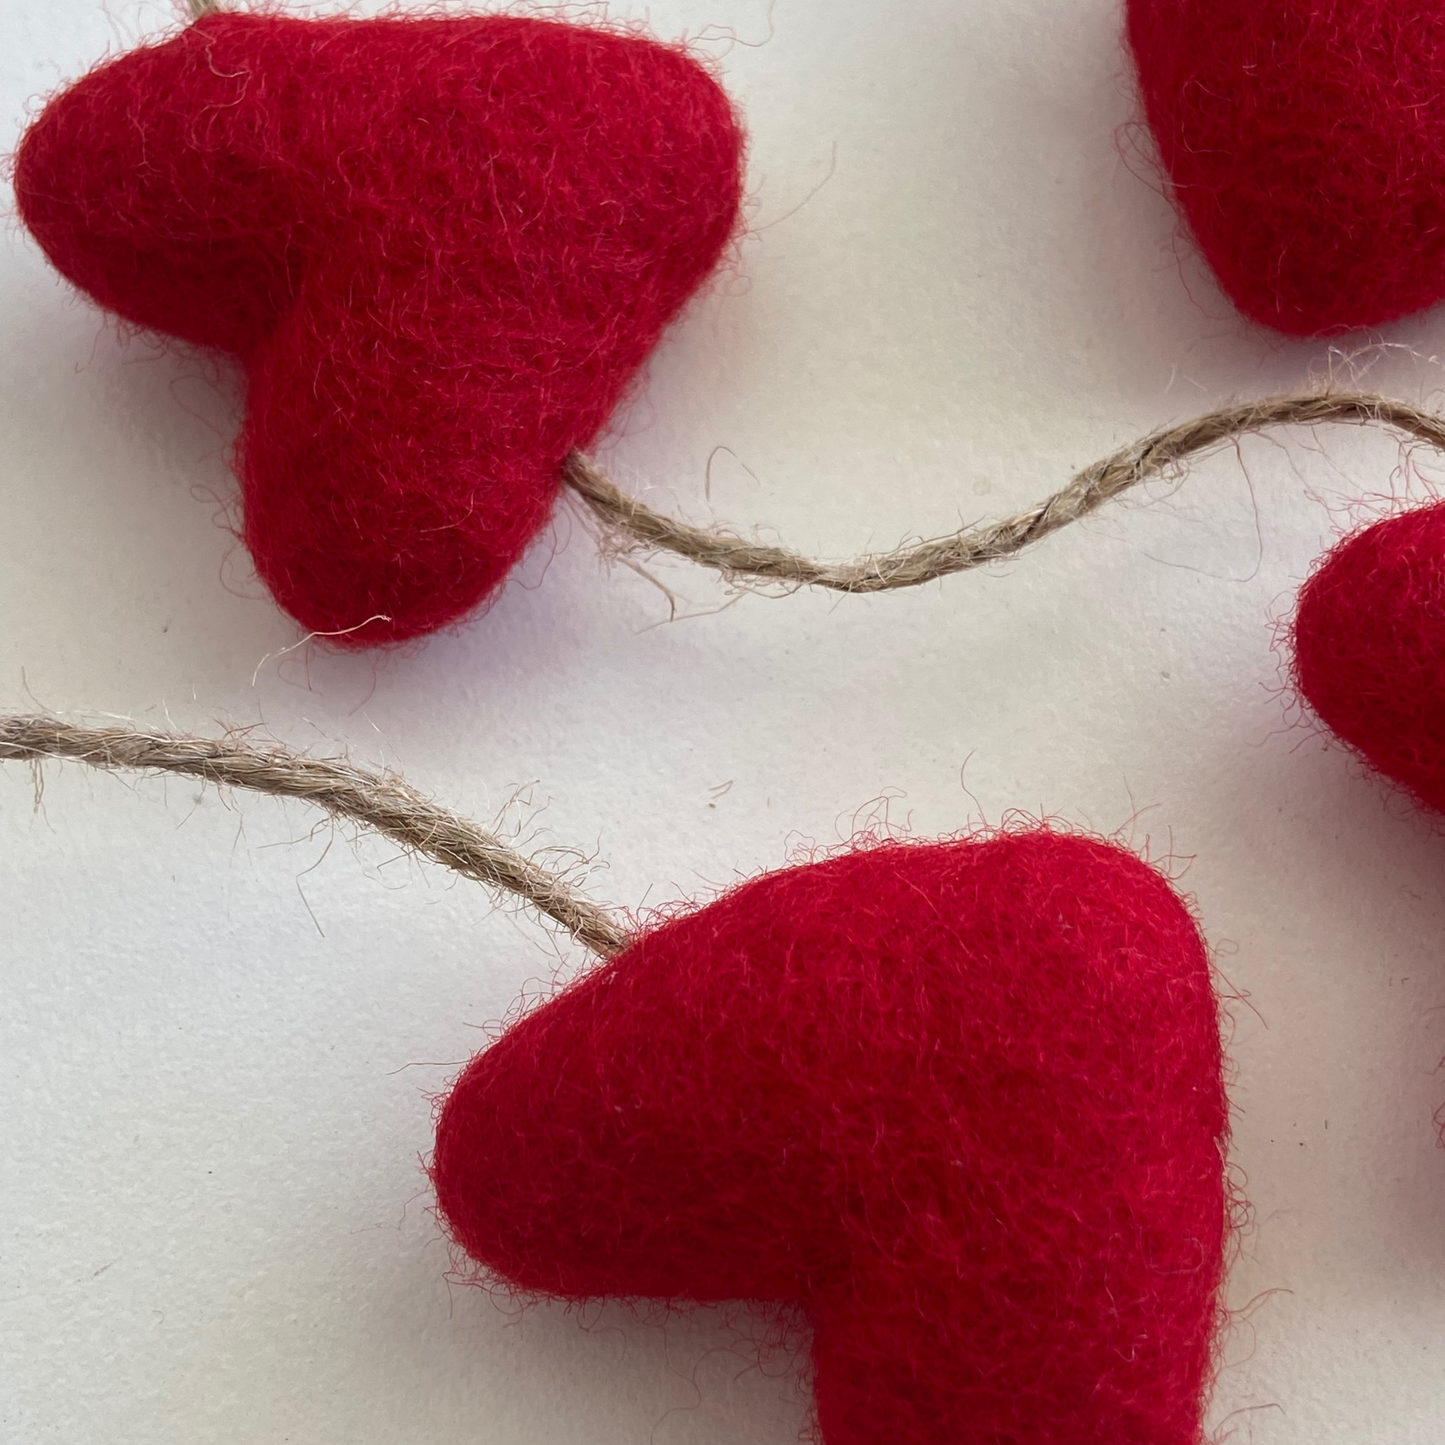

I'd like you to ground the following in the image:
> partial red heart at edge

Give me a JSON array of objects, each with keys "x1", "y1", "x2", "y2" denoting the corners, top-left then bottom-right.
[
  {"x1": 434, "y1": 830, "x2": 1230, "y2": 1445},
  {"x1": 14, "y1": 13, "x2": 744, "y2": 644},
  {"x1": 1128, "y1": 0, "x2": 1445, "y2": 335},
  {"x1": 1293, "y1": 502, "x2": 1445, "y2": 815}
]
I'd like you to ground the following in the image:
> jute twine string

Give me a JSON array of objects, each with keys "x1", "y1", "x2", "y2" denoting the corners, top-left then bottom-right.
[
  {"x1": 564, "y1": 391, "x2": 1445, "y2": 591},
  {"x1": 0, "y1": 715, "x2": 628, "y2": 958}
]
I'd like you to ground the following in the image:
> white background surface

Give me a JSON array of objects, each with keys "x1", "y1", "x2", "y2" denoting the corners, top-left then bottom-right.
[{"x1": 2, "y1": 1, "x2": 1443, "y2": 1441}]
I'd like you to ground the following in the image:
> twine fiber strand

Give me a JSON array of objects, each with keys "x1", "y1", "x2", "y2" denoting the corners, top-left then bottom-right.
[
  {"x1": 0, "y1": 716, "x2": 628, "y2": 958},
  {"x1": 564, "y1": 391, "x2": 1445, "y2": 591}
]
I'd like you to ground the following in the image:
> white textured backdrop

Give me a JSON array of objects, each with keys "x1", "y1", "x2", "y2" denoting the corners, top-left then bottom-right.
[{"x1": 2, "y1": 2, "x2": 1442, "y2": 1441}]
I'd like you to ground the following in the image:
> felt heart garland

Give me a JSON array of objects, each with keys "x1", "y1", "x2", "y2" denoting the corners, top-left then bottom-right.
[
  {"x1": 19, "y1": 9, "x2": 1445, "y2": 649},
  {"x1": 26, "y1": 20, "x2": 1445, "y2": 647},
  {"x1": 1127, "y1": 0, "x2": 1445, "y2": 335},
  {"x1": 0, "y1": 715, "x2": 1232, "y2": 1445},
  {"x1": 14, "y1": 11, "x2": 744, "y2": 645},
  {"x1": 5, "y1": 0, "x2": 1437, "y2": 1430}
]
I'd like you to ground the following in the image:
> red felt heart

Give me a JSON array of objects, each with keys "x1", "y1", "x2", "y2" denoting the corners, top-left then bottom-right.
[
  {"x1": 1293, "y1": 502, "x2": 1445, "y2": 814},
  {"x1": 1127, "y1": 0, "x2": 1445, "y2": 335},
  {"x1": 14, "y1": 13, "x2": 743, "y2": 644},
  {"x1": 434, "y1": 831, "x2": 1229, "y2": 1445}
]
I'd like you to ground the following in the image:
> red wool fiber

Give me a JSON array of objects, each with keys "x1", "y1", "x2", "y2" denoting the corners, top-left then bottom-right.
[
  {"x1": 1127, "y1": 1, "x2": 1445, "y2": 335},
  {"x1": 1293, "y1": 502, "x2": 1445, "y2": 814},
  {"x1": 434, "y1": 829, "x2": 1230, "y2": 1445},
  {"x1": 14, "y1": 13, "x2": 744, "y2": 644}
]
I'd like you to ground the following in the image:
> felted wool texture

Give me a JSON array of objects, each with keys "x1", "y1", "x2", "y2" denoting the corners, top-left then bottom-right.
[
  {"x1": 1293, "y1": 502, "x2": 1445, "y2": 816},
  {"x1": 14, "y1": 13, "x2": 744, "y2": 645},
  {"x1": 433, "y1": 829, "x2": 1230, "y2": 1445},
  {"x1": 1127, "y1": 1, "x2": 1445, "y2": 335}
]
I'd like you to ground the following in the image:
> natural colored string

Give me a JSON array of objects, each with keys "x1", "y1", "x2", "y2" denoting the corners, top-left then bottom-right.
[
  {"x1": 0, "y1": 715, "x2": 628, "y2": 958},
  {"x1": 564, "y1": 391, "x2": 1445, "y2": 591}
]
